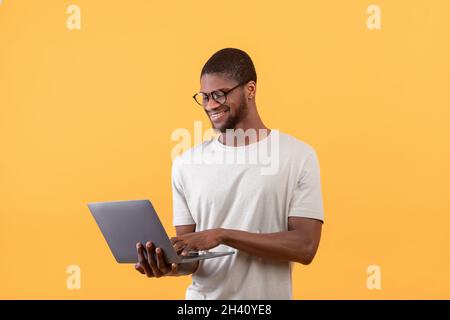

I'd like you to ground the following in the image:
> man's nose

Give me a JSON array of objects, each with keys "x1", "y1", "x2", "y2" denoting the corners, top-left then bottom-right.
[{"x1": 204, "y1": 97, "x2": 221, "y2": 111}]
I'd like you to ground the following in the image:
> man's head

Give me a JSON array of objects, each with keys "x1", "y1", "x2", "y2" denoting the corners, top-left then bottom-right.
[{"x1": 194, "y1": 48, "x2": 257, "y2": 133}]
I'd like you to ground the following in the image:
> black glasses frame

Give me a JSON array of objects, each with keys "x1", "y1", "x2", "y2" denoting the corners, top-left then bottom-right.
[{"x1": 192, "y1": 82, "x2": 247, "y2": 107}]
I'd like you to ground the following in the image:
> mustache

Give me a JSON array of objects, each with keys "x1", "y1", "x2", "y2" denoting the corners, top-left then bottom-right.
[{"x1": 206, "y1": 105, "x2": 230, "y2": 115}]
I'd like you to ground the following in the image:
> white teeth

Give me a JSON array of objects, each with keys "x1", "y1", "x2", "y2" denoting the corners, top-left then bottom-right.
[{"x1": 210, "y1": 110, "x2": 226, "y2": 120}]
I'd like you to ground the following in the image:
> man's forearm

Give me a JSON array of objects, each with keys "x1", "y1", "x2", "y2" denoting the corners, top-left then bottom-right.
[{"x1": 219, "y1": 229, "x2": 316, "y2": 265}]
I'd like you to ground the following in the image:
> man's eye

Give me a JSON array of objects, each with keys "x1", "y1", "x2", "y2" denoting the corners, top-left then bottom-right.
[{"x1": 212, "y1": 91, "x2": 225, "y2": 99}]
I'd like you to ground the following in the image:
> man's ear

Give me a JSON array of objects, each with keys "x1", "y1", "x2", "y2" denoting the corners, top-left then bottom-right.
[{"x1": 246, "y1": 81, "x2": 257, "y2": 100}]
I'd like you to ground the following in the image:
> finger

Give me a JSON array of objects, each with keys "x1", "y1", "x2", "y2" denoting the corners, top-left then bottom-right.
[
  {"x1": 155, "y1": 248, "x2": 169, "y2": 274},
  {"x1": 173, "y1": 242, "x2": 184, "y2": 254},
  {"x1": 171, "y1": 263, "x2": 178, "y2": 275},
  {"x1": 135, "y1": 263, "x2": 145, "y2": 275},
  {"x1": 136, "y1": 243, "x2": 153, "y2": 277},
  {"x1": 146, "y1": 241, "x2": 162, "y2": 278},
  {"x1": 181, "y1": 245, "x2": 192, "y2": 256},
  {"x1": 178, "y1": 244, "x2": 188, "y2": 255}
]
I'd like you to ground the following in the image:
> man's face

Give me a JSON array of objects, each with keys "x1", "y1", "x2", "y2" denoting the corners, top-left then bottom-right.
[{"x1": 200, "y1": 73, "x2": 248, "y2": 133}]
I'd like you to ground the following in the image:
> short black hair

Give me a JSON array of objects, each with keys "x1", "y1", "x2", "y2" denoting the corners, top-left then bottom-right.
[{"x1": 201, "y1": 48, "x2": 257, "y2": 84}]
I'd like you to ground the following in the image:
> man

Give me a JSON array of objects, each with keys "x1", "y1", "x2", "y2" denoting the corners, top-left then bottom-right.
[{"x1": 135, "y1": 48, "x2": 325, "y2": 299}]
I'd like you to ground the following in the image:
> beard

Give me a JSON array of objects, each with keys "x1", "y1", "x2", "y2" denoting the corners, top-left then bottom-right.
[{"x1": 212, "y1": 98, "x2": 249, "y2": 133}]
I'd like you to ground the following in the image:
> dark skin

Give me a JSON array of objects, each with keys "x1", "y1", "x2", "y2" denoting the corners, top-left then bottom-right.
[
  {"x1": 135, "y1": 73, "x2": 323, "y2": 277},
  {"x1": 135, "y1": 225, "x2": 198, "y2": 277},
  {"x1": 136, "y1": 217, "x2": 322, "y2": 277}
]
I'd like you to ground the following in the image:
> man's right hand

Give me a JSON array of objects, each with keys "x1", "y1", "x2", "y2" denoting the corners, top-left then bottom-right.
[{"x1": 134, "y1": 241, "x2": 179, "y2": 277}]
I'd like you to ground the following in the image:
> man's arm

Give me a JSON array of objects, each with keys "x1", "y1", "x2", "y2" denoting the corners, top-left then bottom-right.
[
  {"x1": 172, "y1": 217, "x2": 322, "y2": 265},
  {"x1": 173, "y1": 225, "x2": 199, "y2": 275},
  {"x1": 135, "y1": 224, "x2": 199, "y2": 277},
  {"x1": 222, "y1": 217, "x2": 322, "y2": 264}
]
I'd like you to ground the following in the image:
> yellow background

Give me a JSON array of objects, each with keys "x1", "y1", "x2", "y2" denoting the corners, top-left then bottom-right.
[{"x1": 1, "y1": 0, "x2": 449, "y2": 299}]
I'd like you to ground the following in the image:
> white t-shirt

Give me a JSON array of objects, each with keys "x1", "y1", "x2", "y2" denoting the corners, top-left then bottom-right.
[{"x1": 172, "y1": 130, "x2": 324, "y2": 300}]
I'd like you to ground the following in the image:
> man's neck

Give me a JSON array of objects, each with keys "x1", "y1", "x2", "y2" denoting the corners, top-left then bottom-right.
[{"x1": 219, "y1": 116, "x2": 270, "y2": 147}]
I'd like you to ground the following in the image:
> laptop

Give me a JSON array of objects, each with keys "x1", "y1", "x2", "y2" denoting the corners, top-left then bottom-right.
[{"x1": 88, "y1": 199, "x2": 235, "y2": 264}]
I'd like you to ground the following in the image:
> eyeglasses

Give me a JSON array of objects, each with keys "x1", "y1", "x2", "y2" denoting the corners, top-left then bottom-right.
[{"x1": 192, "y1": 82, "x2": 246, "y2": 107}]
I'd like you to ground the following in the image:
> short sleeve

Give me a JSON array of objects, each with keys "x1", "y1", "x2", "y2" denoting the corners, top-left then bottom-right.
[
  {"x1": 288, "y1": 150, "x2": 325, "y2": 222},
  {"x1": 172, "y1": 159, "x2": 196, "y2": 226}
]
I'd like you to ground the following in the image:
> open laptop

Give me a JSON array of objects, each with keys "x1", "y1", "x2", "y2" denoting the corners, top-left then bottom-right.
[{"x1": 88, "y1": 199, "x2": 235, "y2": 264}]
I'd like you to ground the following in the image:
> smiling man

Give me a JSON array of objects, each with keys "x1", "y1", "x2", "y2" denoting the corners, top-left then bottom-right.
[{"x1": 135, "y1": 48, "x2": 325, "y2": 300}]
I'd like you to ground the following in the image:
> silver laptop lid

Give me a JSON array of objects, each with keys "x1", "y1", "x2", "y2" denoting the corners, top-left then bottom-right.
[{"x1": 88, "y1": 200, "x2": 179, "y2": 263}]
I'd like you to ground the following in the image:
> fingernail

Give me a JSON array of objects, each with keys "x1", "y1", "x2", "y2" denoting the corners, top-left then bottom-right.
[
  {"x1": 156, "y1": 248, "x2": 161, "y2": 253},
  {"x1": 146, "y1": 241, "x2": 151, "y2": 247}
]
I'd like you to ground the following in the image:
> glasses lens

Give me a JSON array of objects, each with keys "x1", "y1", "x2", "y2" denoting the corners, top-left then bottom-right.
[
  {"x1": 194, "y1": 93, "x2": 208, "y2": 106},
  {"x1": 212, "y1": 91, "x2": 226, "y2": 105}
]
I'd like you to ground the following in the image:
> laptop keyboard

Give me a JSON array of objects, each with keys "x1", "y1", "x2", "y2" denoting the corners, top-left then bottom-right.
[{"x1": 180, "y1": 252, "x2": 211, "y2": 258}]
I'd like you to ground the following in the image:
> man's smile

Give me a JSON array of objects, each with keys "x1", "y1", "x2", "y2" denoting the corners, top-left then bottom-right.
[{"x1": 208, "y1": 108, "x2": 229, "y2": 122}]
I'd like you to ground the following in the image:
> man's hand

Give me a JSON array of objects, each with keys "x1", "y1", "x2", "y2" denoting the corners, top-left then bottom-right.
[
  {"x1": 134, "y1": 225, "x2": 200, "y2": 278},
  {"x1": 134, "y1": 241, "x2": 179, "y2": 278},
  {"x1": 171, "y1": 228, "x2": 225, "y2": 254}
]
